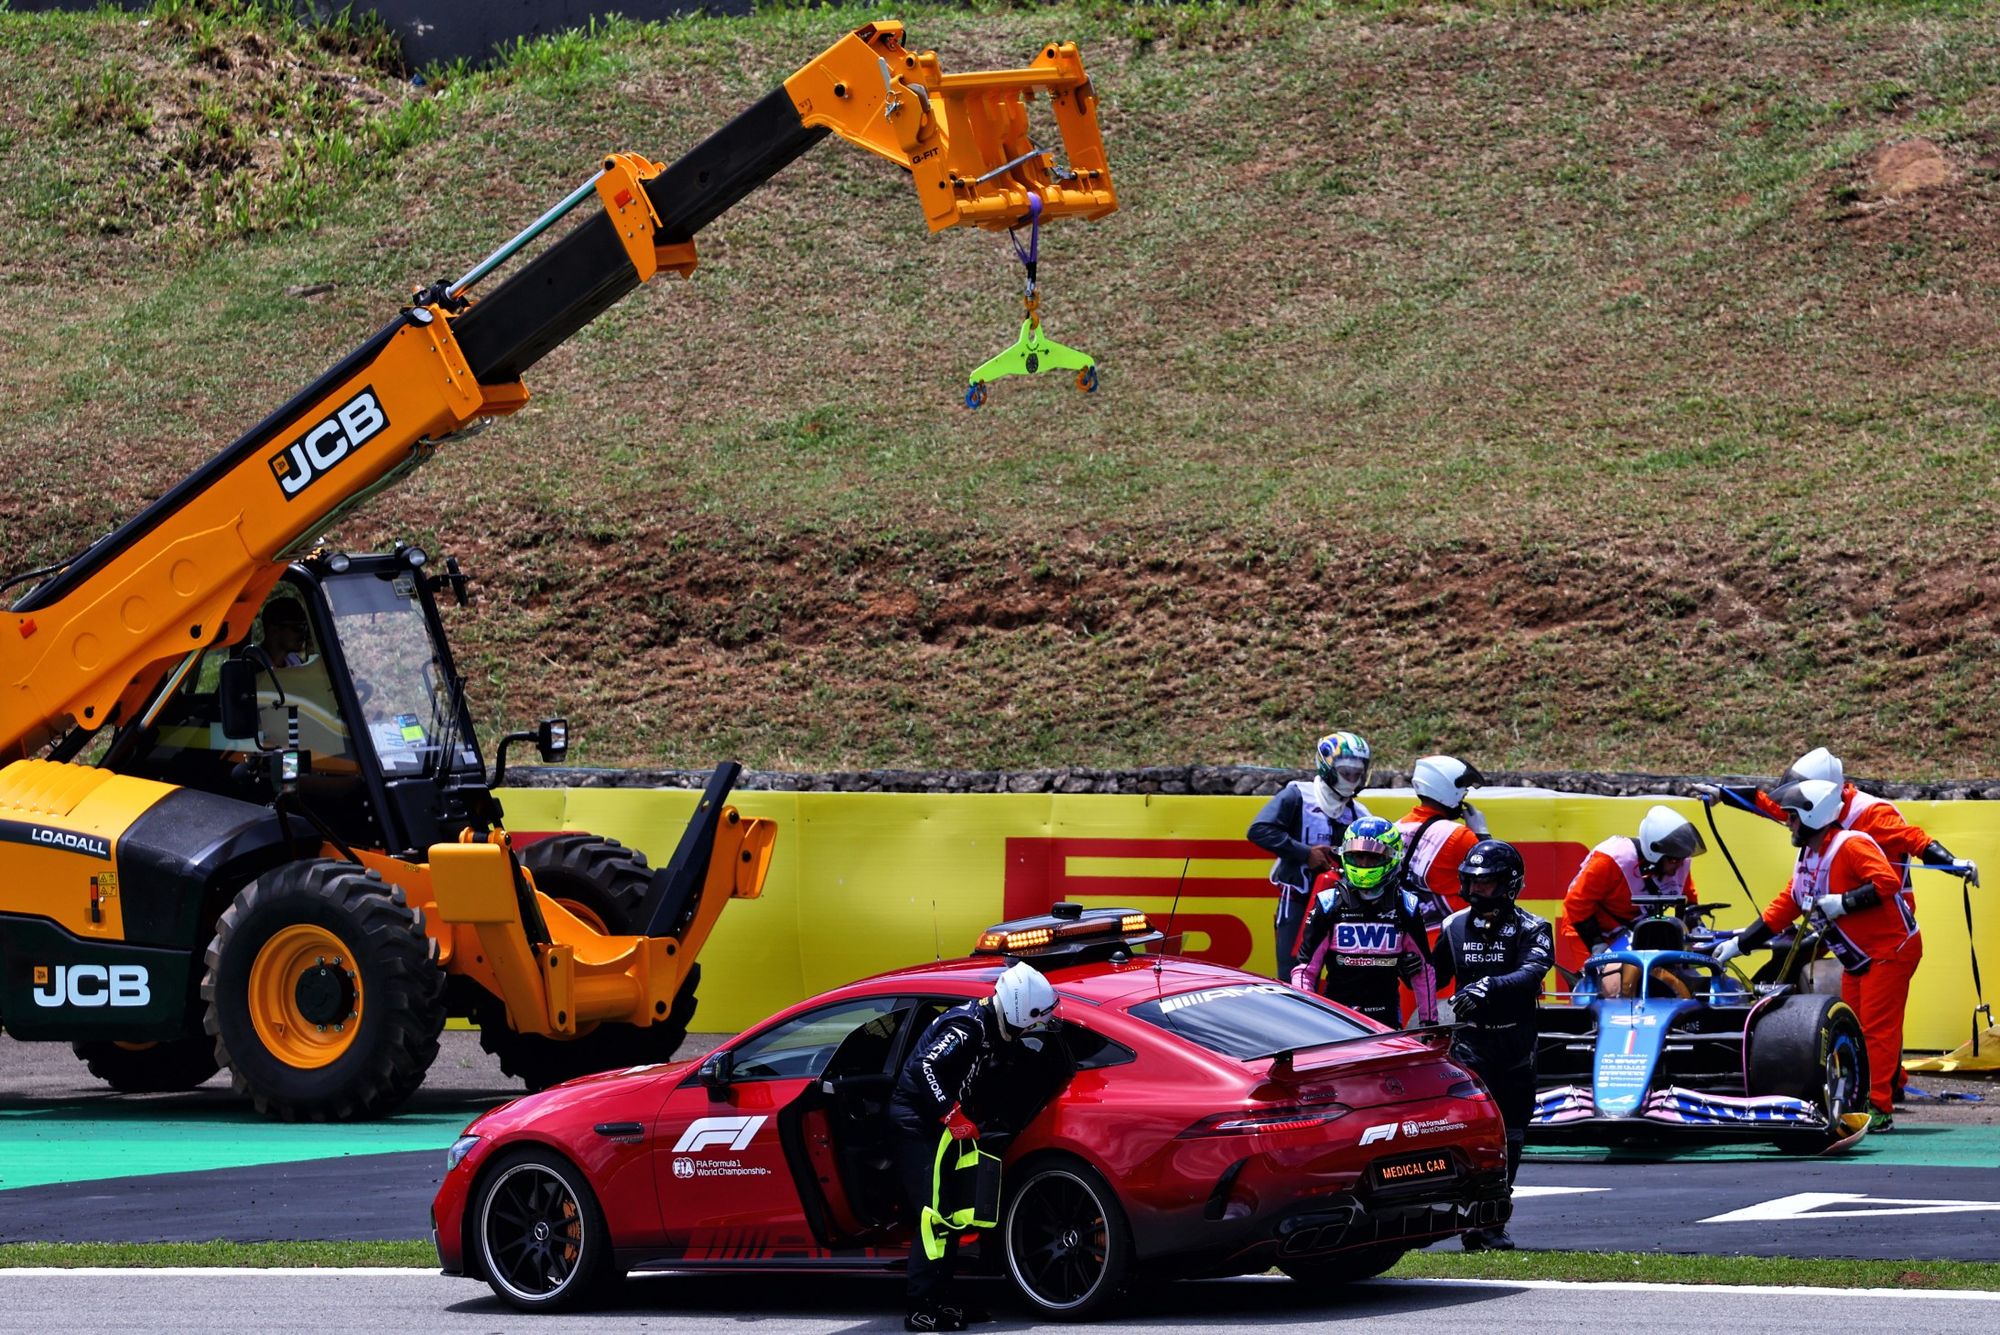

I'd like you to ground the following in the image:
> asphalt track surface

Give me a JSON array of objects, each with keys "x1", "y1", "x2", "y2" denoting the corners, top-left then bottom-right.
[
  {"x1": 0, "y1": 1272, "x2": 1994, "y2": 1333},
  {"x1": 6, "y1": 1034, "x2": 2000, "y2": 1260}
]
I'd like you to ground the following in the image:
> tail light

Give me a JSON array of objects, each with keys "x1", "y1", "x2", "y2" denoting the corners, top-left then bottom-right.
[
  {"x1": 1178, "y1": 1101, "x2": 1352, "y2": 1138},
  {"x1": 1447, "y1": 1080, "x2": 1489, "y2": 1100}
]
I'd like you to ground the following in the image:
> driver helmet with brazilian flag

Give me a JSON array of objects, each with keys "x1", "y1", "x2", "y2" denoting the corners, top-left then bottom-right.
[
  {"x1": 1338, "y1": 816, "x2": 1405, "y2": 901},
  {"x1": 1316, "y1": 730, "x2": 1372, "y2": 801}
]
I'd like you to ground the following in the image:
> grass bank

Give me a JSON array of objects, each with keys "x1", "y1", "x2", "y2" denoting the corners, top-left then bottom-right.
[{"x1": 3, "y1": 3, "x2": 1998, "y2": 776}]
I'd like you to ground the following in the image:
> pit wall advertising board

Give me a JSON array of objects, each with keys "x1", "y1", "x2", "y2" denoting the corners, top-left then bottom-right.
[{"x1": 499, "y1": 787, "x2": 1996, "y2": 1050}]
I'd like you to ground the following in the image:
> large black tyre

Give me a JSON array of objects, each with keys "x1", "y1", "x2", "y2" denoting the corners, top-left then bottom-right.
[
  {"x1": 519, "y1": 834, "x2": 651, "y2": 935},
  {"x1": 1276, "y1": 1243, "x2": 1406, "y2": 1286},
  {"x1": 473, "y1": 1147, "x2": 617, "y2": 1312},
  {"x1": 1747, "y1": 993, "x2": 1867, "y2": 1153},
  {"x1": 201, "y1": 859, "x2": 446, "y2": 1120},
  {"x1": 479, "y1": 835, "x2": 700, "y2": 1091},
  {"x1": 1002, "y1": 1156, "x2": 1134, "y2": 1321},
  {"x1": 72, "y1": 1035, "x2": 221, "y2": 1093}
]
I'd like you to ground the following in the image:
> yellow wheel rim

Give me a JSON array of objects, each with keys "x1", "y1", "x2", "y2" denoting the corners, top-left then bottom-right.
[
  {"x1": 556, "y1": 899, "x2": 611, "y2": 935},
  {"x1": 247, "y1": 924, "x2": 362, "y2": 1069}
]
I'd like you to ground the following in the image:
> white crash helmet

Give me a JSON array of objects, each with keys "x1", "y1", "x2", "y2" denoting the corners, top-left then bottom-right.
[
  {"x1": 1783, "y1": 746, "x2": 1843, "y2": 789},
  {"x1": 993, "y1": 960, "x2": 1059, "y2": 1036},
  {"x1": 1636, "y1": 805, "x2": 1706, "y2": 865},
  {"x1": 1775, "y1": 778, "x2": 1844, "y2": 831},
  {"x1": 1411, "y1": 755, "x2": 1483, "y2": 811}
]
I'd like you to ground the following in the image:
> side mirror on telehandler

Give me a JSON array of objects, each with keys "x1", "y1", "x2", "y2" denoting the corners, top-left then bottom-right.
[
  {"x1": 217, "y1": 659, "x2": 260, "y2": 742},
  {"x1": 491, "y1": 716, "x2": 570, "y2": 787}
]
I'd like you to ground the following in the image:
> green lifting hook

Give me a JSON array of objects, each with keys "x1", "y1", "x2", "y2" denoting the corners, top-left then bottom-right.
[{"x1": 965, "y1": 193, "x2": 1099, "y2": 408}]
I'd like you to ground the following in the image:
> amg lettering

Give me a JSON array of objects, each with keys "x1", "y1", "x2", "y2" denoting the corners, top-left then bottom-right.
[{"x1": 267, "y1": 387, "x2": 389, "y2": 501}]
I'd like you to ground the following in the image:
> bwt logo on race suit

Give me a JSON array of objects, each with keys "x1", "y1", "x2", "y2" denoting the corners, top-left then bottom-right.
[
  {"x1": 1333, "y1": 922, "x2": 1401, "y2": 953},
  {"x1": 267, "y1": 387, "x2": 388, "y2": 501},
  {"x1": 31, "y1": 964, "x2": 150, "y2": 1008},
  {"x1": 672, "y1": 1115, "x2": 768, "y2": 1154}
]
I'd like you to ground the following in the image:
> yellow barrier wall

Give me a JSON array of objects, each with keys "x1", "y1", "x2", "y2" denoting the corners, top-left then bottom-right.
[{"x1": 500, "y1": 788, "x2": 1998, "y2": 1050}]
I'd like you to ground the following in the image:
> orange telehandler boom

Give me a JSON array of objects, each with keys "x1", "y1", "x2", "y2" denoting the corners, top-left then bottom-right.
[{"x1": 0, "y1": 21, "x2": 1115, "y2": 1118}]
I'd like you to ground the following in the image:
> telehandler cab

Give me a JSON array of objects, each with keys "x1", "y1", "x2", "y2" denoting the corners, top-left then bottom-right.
[{"x1": 0, "y1": 21, "x2": 1116, "y2": 1119}]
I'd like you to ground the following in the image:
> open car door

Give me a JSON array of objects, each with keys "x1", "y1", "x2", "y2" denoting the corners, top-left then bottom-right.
[{"x1": 787, "y1": 996, "x2": 1093, "y2": 1253}]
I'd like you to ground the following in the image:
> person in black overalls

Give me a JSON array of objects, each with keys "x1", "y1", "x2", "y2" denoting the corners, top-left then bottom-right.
[
  {"x1": 888, "y1": 961, "x2": 1061, "y2": 1333},
  {"x1": 1430, "y1": 838, "x2": 1552, "y2": 1252}
]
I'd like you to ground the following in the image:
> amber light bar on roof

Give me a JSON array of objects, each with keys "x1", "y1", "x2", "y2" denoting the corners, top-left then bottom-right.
[{"x1": 976, "y1": 912, "x2": 1153, "y2": 955}]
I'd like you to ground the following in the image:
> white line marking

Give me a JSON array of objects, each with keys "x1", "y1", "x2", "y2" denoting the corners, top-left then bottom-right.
[
  {"x1": 1371, "y1": 1278, "x2": 2000, "y2": 1301},
  {"x1": 1700, "y1": 1192, "x2": 2000, "y2": 1224},
  {"x1": 1511, "y1": 1186, "x2": 1611, "y2": 1199}
]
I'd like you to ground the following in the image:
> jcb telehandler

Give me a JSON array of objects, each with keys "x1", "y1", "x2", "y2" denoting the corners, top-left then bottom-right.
[{"x1": 0, "y1": 21, "x2": 1115, "y2": 1119}]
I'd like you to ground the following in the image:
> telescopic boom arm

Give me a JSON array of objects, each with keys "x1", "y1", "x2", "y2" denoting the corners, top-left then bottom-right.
[{"x1": 2, "y1": 21, "x2": 1115, "y2": 762}]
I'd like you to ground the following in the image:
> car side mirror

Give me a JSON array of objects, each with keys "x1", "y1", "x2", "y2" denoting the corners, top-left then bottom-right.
[
  {"x1": 698, "y1": 1049, "x2": 734, "y2": 1097},
  {"x1": 218, "y1": 659, "x2": 259, "y2": 741},
  {"x1": 536, "y1": 717, "x2": 568, "y2": 764}
]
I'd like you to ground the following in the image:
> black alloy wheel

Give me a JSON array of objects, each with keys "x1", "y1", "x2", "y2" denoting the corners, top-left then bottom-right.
[
  {"x1": 1002, "y1": 1160, "x2": 1132, "y2": 1320},
  {"x1": 475, "y1": 1150, "x2": 612, "y2": 1311}
]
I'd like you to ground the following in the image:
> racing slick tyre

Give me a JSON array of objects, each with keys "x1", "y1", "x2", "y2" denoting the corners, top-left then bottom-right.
[
  {"x1": 1002, "y1": 1157, "x2": 1133, "y2": 1321},
  {"x1": 473, "y1": 1147, "x2": 616, "y2": 1312},
  {"x1": 201, "y1": 859, "x2": 446, "y2": 1120},
  {"x1": 1746, "y1": 993, "x2": 1867, "y2": 1153},
  {"x1": 1275, "y1": 1243, "x2": 1406, "y2": 1286},
  {"x1": 480, "y1": 835, "x2": 700, "y2": 1091},
  {"x1": 72, "y1": 1035, "x2": 222, "y2": 1093}
]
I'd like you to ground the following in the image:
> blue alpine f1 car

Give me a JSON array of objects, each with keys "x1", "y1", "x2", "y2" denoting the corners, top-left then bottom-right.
[{"x1": 1532, "y1": 898, "x2": 1870, "y2": 1153}]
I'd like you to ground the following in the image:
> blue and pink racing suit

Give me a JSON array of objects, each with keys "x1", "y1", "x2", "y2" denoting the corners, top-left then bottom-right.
[{"x1": 1288, "y1": 871, "x2": 1439, "y2": 1028}]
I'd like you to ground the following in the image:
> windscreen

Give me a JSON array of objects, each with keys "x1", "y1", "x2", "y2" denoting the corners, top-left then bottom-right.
[
  {"x1": 323, "y1": 570, "x2": 477, "y2": 778},
  {"x1": 1126, "y1": 982, "x2": 1374, "y2": 1059}
]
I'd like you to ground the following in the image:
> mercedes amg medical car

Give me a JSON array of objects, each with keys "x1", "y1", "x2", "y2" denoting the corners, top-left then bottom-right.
[{"x1": 434, "y1": 905, "x2": 1509, "y2": 1317}]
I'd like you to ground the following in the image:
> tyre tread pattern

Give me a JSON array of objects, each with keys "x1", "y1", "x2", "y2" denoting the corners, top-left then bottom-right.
[
  {"x1": 72, "y1": 1035, "x2": 221, "y2": 1093},
  {"x1": 201, "y1": 859, "x2": 446, "y2": 1121}
]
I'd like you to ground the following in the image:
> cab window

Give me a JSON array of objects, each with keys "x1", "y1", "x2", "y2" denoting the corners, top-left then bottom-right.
[{"x1": 117, "y1": 583, "x2": 357, "y2": 782}]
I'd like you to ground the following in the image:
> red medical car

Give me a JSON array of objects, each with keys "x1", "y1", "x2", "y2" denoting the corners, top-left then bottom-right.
[{"x1": 433, "y1": 905, "x2": 1509, "y2": 1317}]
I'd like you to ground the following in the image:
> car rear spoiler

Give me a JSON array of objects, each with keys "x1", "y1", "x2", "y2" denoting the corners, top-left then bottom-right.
[{"x1": 1256, "y1": 1024, "x2": 1465, "y2": 1080}]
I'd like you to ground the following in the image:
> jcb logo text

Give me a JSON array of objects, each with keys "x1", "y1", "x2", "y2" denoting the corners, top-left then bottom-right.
[
  {"x1": 268, "y1": 388, "x2": 388, "y2": 500},
  {"x1": 31, "y1": 964, "x2": 151, "y2": 1009}
]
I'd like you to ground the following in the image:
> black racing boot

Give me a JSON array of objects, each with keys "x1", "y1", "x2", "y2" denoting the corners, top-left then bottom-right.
[{"x1": 905, "y1": 1306, "x2": 966, "y2": 1333}]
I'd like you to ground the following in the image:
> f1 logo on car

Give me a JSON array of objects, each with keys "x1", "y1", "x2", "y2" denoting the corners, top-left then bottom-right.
[
  {"x1": 31, "y1": 964, "x2": 150, "y2": 1008},
  {"x1": 672, "y1": 1115, "x2": 767, "y2": 1154},
  {"x1": 1360, "y1": 1121, "x2": 1399, "y2": 1146}
]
